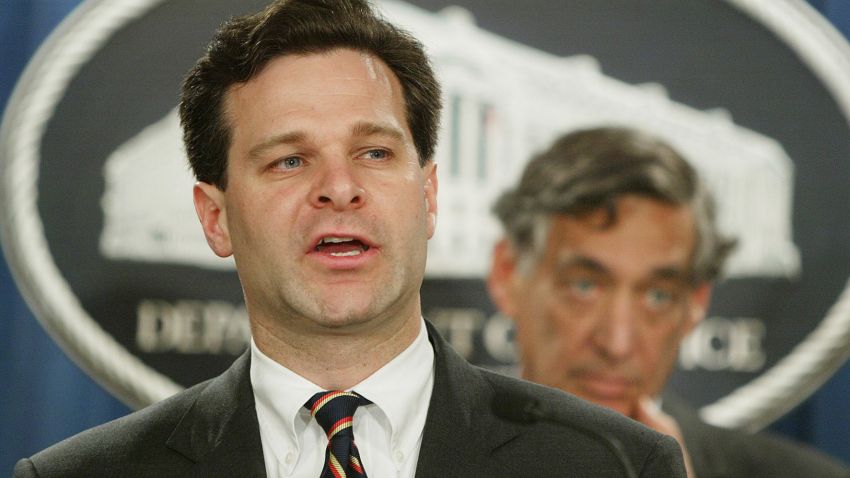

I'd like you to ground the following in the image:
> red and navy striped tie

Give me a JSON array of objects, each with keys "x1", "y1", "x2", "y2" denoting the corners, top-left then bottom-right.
[{"x1": 305, "y1": 391, "x2": 372, "y2": 478}]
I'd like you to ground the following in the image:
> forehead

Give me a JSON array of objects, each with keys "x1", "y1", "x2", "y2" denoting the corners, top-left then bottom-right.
[
  {"x1": 224, "y1": 48, "x2": 408, "y2": 140},
  {"x1": 238, "y1": 48, "x2": 396, "y2": 93},
  {"x1": 543, "y1": 195, "x2": 696, "y2": 277}
]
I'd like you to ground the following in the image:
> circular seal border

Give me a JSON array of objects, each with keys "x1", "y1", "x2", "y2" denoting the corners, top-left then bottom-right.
[
  {"x1": 2, "y1": 0, "x2": 850, "y2": 428},
  {"x1": 0, "y1": 0, "x2": 181, "y2": 409},
  {"x1": 698, "y1": 0, "x2": 850, "y2": 431}
]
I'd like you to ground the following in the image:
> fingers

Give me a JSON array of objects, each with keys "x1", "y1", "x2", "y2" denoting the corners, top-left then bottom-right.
[
  {"x1": 634, "y1": 397, "x2": 697, "y2": 478},
  {"x1": 635, "y1": 397, "x2": 679, "y2": 436}
]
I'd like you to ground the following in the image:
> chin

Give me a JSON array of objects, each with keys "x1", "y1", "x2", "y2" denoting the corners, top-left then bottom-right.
[{"x1": 311, "y1": 309, "x2": 374, "y2": 329}]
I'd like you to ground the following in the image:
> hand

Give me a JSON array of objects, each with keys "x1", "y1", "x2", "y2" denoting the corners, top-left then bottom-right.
[{"x1": 634, "y1": 397, "x2": 697, "y2": 478}]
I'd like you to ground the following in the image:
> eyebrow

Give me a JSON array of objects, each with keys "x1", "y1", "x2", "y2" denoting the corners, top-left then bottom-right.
[
  {"x1": 246, "y1": 121, "x2": 405, "y2": 159},
  {"x1": 556, "y1": 256, "x2": 608, "y2": 275},
  {"x1": 350, "y1": 121, "x2": 405, "y2": 141},
  {"x1": 650, "y1": 266, "x2": 692, "y2": 284},
  {"x1": 248, "y1": 131, "x2": 307, "y2": 159},
  {"x1": 556, "y1": 256, "x2": 691, "y2": 283}
]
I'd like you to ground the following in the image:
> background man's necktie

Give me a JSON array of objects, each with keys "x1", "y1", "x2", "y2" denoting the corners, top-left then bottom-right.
[{"x1": 305, "y1": 391, "x2": 372, "y2": 478}]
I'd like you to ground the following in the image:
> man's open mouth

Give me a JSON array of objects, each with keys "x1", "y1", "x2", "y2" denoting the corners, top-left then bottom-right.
[{"x1": 314, "y1": 237, "x2": 371, "y2": 257}]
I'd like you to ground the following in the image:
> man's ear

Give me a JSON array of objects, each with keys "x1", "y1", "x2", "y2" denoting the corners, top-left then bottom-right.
[
  {"x1": 685, "y1": 282, "x2": 713, "y2": 333},
  {"x1": 193, "y1": 182, "x2": 233, "y2": 258},
  {"x1": 487, "y1": 239, "x2": 521, "y2": 317},
  {"x1": 423, "y1": 162, "x2": 438, "y2": 238}
]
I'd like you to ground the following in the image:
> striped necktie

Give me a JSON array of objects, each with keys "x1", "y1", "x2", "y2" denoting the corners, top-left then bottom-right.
[{"x1": 305, "y1": 391, "x2": 372, "y2": 478}]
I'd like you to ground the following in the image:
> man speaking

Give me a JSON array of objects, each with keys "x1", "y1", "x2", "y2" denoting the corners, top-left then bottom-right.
[{"x1": 13, "y1": 2, "x2": 684, "y2": 477}]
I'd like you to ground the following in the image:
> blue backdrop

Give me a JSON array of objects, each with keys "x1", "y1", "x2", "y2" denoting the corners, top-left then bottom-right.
[{"x1": 2, "y1": 0, "x2": 849, "y2": 473}]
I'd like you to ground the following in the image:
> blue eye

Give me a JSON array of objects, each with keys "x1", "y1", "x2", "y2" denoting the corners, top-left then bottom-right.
[
  {"x1": 363, "y1": 149, "x2": 388, "y2": 160},
  {"x1": 570, "y1": 278, "x2": 596, "y2": 296},
  {"x1": 646, "y1": 288, "x2": 673, "y2": 307},
  {"x1": 279, "y1": 157, "x2": 303, "y2": 169}
]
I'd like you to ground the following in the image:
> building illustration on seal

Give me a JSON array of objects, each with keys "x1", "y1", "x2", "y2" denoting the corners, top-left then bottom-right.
[
  {"x1": 99, "y1": 0, "x2": 800, "y2": 282},
  {"x1": 4, "y1": 0, "x2": 849, "y2": 434}
]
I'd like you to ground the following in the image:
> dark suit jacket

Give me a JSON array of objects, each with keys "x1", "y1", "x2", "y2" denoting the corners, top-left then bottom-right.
[
  {"x1": 663, "y1": 393, "x2": 850, "y2": 478},
  {"x1": 15, "y1": 323, "x2": 685, "y2": 477}
]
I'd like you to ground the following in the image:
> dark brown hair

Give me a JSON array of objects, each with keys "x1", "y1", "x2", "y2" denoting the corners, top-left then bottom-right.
[{"x1": 179, "y1": 0, "x2": 442, "y2": 189}]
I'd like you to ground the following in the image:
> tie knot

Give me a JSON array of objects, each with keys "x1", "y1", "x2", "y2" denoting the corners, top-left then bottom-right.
[{"x1": 305, "y1": 391, "x2": 371, "y2": 435}]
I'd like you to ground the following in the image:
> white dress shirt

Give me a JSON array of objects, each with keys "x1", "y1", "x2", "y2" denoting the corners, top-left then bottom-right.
[{"x1": 251, "y1": 320, "x2": 435, "y2": 478}]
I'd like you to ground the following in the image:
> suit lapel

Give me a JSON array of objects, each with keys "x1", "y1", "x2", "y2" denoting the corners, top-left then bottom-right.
[
  {"x1": 160, "y1": 325, "x2": 521, "y2": 477},
  {"x1": 166, "y1": 351, "x2": 267, "y2": 478},
  {"x1": 415, "y1": 322, "x2": 521, "y2": 478}
]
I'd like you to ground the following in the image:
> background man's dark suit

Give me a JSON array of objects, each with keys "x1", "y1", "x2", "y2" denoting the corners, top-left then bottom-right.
[
  {"x1": 15, "y1": 323, "x2": 684, "y2": 477},
  {"x1": 662, "y1": 394, "x2": 850, "y2": 478}
]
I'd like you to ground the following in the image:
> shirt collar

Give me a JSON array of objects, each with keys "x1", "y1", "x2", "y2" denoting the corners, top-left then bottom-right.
[
  {"x1": 250, "y1": 337, "x2": 322, "y2": 461},
  {"x1": 352, "y1": 320, "x2": 434, "y2": 454},
  {"x1": 250, "y1": 319, "x2": 434, "y2": 461}
]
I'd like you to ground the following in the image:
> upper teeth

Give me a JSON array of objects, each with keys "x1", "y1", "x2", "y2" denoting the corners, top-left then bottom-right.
[{"x1": 320, "y1": 237, "x2": 354, "y2": 244}]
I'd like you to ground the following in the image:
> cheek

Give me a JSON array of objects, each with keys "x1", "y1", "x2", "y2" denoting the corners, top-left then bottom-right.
[
  {"x1": 381, "y1": 179, "x2": 423, "y2": 221},
  {"x1": 641, "y1": 326, "x2": 688, "y2": 377},
  {"x1": 228, "y1": 190, "x2": 291, "y2": 252},
  {"x1": 227, "y1": 215, "x2": 262, "y2": 262},
  {"x1": 516, "y1": 299, "x2": 590, "y2": 385},
  {"x1": 520, "y1": 289, "x2": 582, "y2": 351},
  {"x1": 536, "y1": 290, "x2": 594, "y2": 338}
]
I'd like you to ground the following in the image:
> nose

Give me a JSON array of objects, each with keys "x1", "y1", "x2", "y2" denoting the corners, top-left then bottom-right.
[
  {"x1": 309, "y1": 160, "x2": 365, "y2": 210},
  {"x1": 592, "y1": 289, "x2": 637, "y2": 361}
]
